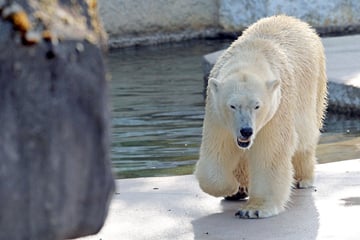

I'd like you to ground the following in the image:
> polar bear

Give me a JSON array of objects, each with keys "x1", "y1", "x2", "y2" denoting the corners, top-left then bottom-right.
[{"x1": 195, "y1": 15, "x2": 327, "y2": 218}]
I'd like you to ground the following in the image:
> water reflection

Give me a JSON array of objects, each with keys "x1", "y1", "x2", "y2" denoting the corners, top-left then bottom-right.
[
  {"x1": 108, "y1": 40, "x2": 231, "y2": 178},
  {"x1": 107, "y1": 40, "x2": 360, "y2": 179}
]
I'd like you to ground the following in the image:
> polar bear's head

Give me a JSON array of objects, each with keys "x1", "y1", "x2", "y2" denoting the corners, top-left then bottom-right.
[{"x1": 208, "y1": 69, "x2": 281, "y2": 149}]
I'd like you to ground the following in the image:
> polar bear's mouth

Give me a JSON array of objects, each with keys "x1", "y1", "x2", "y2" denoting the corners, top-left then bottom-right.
[{"x1": 237, "y1": 137, "x2": 251, "y2": 148}]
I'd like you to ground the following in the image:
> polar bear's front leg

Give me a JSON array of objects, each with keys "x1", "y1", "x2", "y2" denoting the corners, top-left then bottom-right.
[
  {"x1": 235, "y1": 147, "x2": 294, "y2": 218},
  {"x1": 195, "y1": 154, "x2": 240, "y2": 197},
  {"x1": 195, "y1": 140, "x2": 240, "y2": 197}
]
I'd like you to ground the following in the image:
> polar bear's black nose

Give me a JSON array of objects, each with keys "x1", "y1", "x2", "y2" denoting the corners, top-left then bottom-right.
[{"x1": 240, "y1": 127, "x2": 253, "y2": 138}]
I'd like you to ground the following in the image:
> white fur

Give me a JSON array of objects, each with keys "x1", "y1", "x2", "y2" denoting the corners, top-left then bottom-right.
[{"x1": 195, "y1": 15, "x2": 327, "y2": 218}]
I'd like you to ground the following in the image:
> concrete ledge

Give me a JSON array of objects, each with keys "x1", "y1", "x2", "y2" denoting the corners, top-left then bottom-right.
[
  {"x1": 107, "y1": 29, "x2": 220, "y2": 49},
  {"x1": 202, "y1": 35, "x2": 360, "y2": 115},
  {"x1": 78, "y1": 159, "x2": 360, "y2": 240}
]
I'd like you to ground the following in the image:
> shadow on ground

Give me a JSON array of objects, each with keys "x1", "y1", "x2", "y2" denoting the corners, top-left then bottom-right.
[{"x1": 192, "y1": 189, "x2": 319, "y2": 240}]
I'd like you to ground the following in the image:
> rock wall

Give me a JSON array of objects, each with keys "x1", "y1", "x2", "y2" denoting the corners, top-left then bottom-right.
[
  {"x1": 220, "y1": 0, "x2": 360, "y2": 31},
  {"x1": 99, "y1": 0, "x2": 360, "y2": 48},
  {"x1": 98, "y1": 0, "x2": 219, "y2": 47}
]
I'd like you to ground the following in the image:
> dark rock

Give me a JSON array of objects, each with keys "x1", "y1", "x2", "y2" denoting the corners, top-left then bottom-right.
[
  {"x1": 327, "y1": 81, "x2": 360, "y2": 116},
  {"x1": 0, "y1": 1, "x2": 114, "y2": 240}
]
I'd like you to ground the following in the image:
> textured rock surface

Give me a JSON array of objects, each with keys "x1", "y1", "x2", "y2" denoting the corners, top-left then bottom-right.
[
  {"x1": 219, "y1": 0, "x2": 267, "y2": 30},
  {"x1": 99, "y1": 0, "x2": 360, "y2": 48},
  {"x1": 219, "y1": 0, "x2": 360, "y2": 31},
  {"x1": 327, "y1": 82, "x2": 360, "y2": 115},
  {"x1": 98, "y1": 0, "x2": 219, "y2": 47},
  {"x1": 0, "y1": 1, "x2": 114, "y2": 239}
]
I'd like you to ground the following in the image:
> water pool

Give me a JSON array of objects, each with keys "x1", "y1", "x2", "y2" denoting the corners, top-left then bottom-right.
[{"x1": 107, "y1": 40, "x2": 360, "y2": 179}]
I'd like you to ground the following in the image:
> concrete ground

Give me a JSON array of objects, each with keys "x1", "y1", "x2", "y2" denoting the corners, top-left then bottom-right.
[
  {"x1": 78, "y1": 35, "x2": 360, "y2": 240},
  {"x1": 322, "y1": 35, "x2": 360, "y2": 88},
  {"x1": 79, "y1": 160, "x2": 360, "y2": 240}
]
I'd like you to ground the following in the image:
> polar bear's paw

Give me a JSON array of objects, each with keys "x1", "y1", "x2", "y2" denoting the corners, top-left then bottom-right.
[
  {"x1": 225, "y1": 187, "x2": 248, "y2": 201},
  {"x1": 235, "y1": 201, "x2": 282, "y2": 219},
  {"x1": 295, "y1": 178, "x2": 314, "y2": 189}
]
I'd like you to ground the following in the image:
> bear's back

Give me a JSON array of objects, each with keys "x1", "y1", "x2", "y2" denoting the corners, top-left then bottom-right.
[
  {"x1": 242, "y1": 15, "x2": 320, "y2": 48},
  {"x1": 240, "y1": 15, "x2": 325, "y2": 80},
  {"x1": 241, "y1": 15, "x2": 327, "y2": 130}
]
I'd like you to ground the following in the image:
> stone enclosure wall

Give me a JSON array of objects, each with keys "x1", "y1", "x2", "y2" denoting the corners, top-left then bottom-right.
[
  {"x1": 99, "y1": 0, "x2": 360, "y2": 48},
  {"x1": 98, "y1": 0, "x2": 219, "y2": 47},
  {"x1": 219, "y1": 0, "x2": 360, "y2": 31}
]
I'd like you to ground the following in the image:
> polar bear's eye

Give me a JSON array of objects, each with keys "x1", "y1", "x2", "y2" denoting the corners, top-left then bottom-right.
[
  {"x1": 230, "y1": 105, "x2": 236, "y2": 110},
  {"x1": 254, "y1": 105, "x2": 260, "y2": 110}
]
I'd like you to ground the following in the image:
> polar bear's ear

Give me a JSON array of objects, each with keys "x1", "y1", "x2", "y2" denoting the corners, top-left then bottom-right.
[
  {"x1": 266, "y1": 79, "x2": 280, "y2": 92},
  {"x1": 208, "y1": 78, "x2": 221, "y2": 93}
]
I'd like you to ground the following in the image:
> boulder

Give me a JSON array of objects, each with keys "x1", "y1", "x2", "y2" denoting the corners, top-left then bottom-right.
[{"x1": 0, "y1": 1, "x2": 114, "y2": 239}]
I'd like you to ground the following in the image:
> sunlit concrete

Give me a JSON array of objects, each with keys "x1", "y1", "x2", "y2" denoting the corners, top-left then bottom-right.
[
  {"x1": 322, "y1": 35, "x2": 360, "y2": 88},
  {"x1": 78, "y1": 159, "x2": 360, "y2": 240}
]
